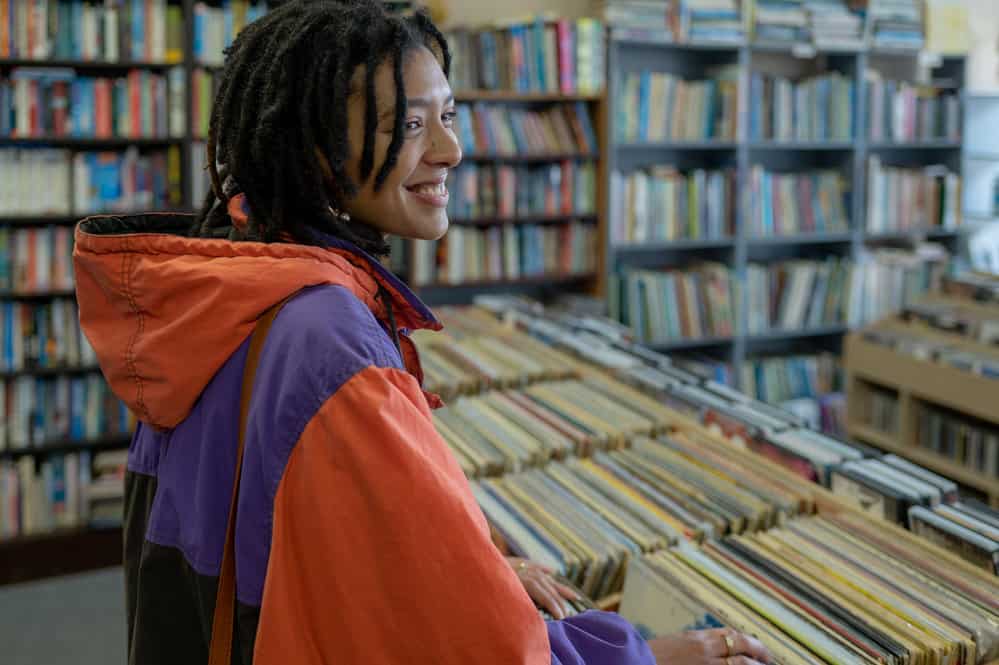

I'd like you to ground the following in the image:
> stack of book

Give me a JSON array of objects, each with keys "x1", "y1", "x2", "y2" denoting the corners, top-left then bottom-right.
[
  {"x1": 671, "y1": 355, "x2": 734, "y2": 385},
  {"x1": 192, "y1": 1, "x2": 269, "y2": 65},
  {"x1": 748, "y1": 71, "x2": 854, "y2": 141},
  {"x1": 746, "y1": 166, "x2": 850, "y2": 236},
  {"x1": 868, "y1": 0, "x2": 924, "y2": 51},
  {"x1": 830, "y1": 453, "x2": 961, "y2": 522},
  {"x1": 445, "y1": 18, "x2": 605, "y2": 94},
  {"x1": 678, "y1": 0, "x2": 745, "y2": 43},
  {"x1": 622, "y1": 514, "x2": 999, "y2": 660},
  {"x1": 943, "y1": 273, "x2": 999, "y2": 305},
  {"x1": 1, "y1": 453, "x2": 90, "y2": 538},
  {"x1": 0, "y1": 0, "x2": 184, "y2": 63},
  {"x1": 0, "y1": 149, "x2": 72, "y2": 216},
  {"x1": 740, "y1": 352, "x2": 841, "y2": 406},
  {"x1": 0, "y1": 300, "x2": 97, "y2": 372},
  {"x1": 74, "y1": 147, "x2": 181, "y2": 214},
  {"x1": 455, "y1": 102, "x2": 598, "y2": 156},
  {"x1": 847, "y1": 245, "x2": 950, "y2": 326},
  {"x1": 83, "y1": 450, "x2": 127, "y2": 529},
  {"x1": 854, "y1": 381, "x2": 900, "y2": 433},
  {"x1": 746, "y1": 258, "x2": 851, "y2": 333},
  {"x1": 915, "y1": 401, "x2": 999, "y2": 479},
  {"x1": 866, "y1": 71, "x2": 962, "y2": 142},
  {"x1": 0, "y1": 226, "x2": 75, "y2": 293},
  {"x1": 599, "y1": 0, "x2": 675, "y2": 41},
  {"x1": 0, "y1": 67, "x2": 186, "y2": 139},
  {"x1": 447, "y1": 162, "x2": 596, "y2": 219},
  {"x1": 910, "y1": 500, "x2": 999, "y2": 574},
  {"x1": 803, "y1": 0, "x2": 863, "y2": 50},
  {"x1": 861, "y1": 327, "x2": 999, "y2": 380},
  {"x1": 1, "y1": 374, "x2": 135, "y2": 451},
  {"x1": 903, "y1": 299, "x2": 999, "y2": 344},
  {"x1": 411, "y1": 222, "x2": 596, "y2": 286},
  {"x1": 610, "y1": 167, "x2": 736, "y2": 244},
  {"x1": 617, "y1": 67, "x2": 740, "y2": 142},
  {"x1": 866, "y1": 157, "x2": 961, "y2": 233},
  {"x1": 614, "y1": 263, "x2": 737, "y2": 344},
  {"x1": 751, "y1": 0, "x2": 808, "y2": 44}
]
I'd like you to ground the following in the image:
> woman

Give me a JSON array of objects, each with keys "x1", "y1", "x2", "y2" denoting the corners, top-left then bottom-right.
[{"x1": 73, "y1": 2, "x2": 772, "y2": 664}]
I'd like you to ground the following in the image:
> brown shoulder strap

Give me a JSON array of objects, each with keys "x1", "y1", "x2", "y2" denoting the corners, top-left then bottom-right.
[{"x1": 208, "y1": 303, "x2": 286, "y2": 665}]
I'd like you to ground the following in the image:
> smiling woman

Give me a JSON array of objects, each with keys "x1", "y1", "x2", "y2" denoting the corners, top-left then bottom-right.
[{"x1": 67, "y1": 2, "x2": 758, "y2": 665}]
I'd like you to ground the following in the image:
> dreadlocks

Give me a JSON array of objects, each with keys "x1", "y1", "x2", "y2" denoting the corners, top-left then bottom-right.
[{"x1": 193, "y1": 0, "x2": 451, "y2": 254}]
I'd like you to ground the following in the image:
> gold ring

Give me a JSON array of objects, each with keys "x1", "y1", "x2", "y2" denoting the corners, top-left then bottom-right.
[
  {"x1": 724, "y1": 634, "x2": 736, "y2": 657},
  {"x1": 518, "y1": 561, "x2": 529, "y2": 571}
]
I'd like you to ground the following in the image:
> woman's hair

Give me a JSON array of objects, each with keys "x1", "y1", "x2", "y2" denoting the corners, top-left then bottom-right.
[{"x1": 193, "y1": 0, "x2": 451, "y2": 254}]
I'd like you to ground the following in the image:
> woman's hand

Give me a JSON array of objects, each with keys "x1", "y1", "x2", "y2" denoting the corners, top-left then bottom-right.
[
  {"x1": 648, "y1": 628, "x2": 772, "y2": 665},
  {"x1": 506, "y1": 557, "x2": 580, "y2": 620}
]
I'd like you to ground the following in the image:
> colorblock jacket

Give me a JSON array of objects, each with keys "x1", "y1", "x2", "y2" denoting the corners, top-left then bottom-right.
[{"x1": 72, "y1": 213, "x2": 656, "y2": 665}]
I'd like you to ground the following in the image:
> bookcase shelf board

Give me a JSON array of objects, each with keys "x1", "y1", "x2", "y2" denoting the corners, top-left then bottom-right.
[
  {"x1": 648, "y1": 336, "x2": 735, "y2": 352},
  {"x1": 746, "y1": 233, "x2": 854, "y2": 246},
  {"x1": 0, "y1": 527, "x2": 122, "y2": 586},
  {"x1": 0, "y1": 365, "x2": 103, "y2": 380},
  {"x1": 0, "y1": 137, "x2": 183, "y2": 148},
  {"x1": 868, "y1": 141, "x2": 963, "y2": 150},
  {"x1": 0, "y1": 290, "x2": 77, "y2": 301},
  {"x1": 746, "y1": 325, "x2": 850, "y2": 343},
  {"x1": 416, "y1": 273, "x2": 597, "y2": 291},
  {"x1": 454, "y1": 91, "x2": 603, "y2": 103},
  {"x1": 864, "y1": 229, "x2": 961, "y2": 242},
  {"x1": 0, "y1": 58, "x2": 180, "y2": 70},
  {"x1": 461, "y1": 153, "x2": 599, "y2": 163},
  {"x1": 746, "y1": 141, "x2": 855, "y2": 151},
  {"x1": 749, "y1": 42, "x2": 864, "y2": 55},
  {"x1": 609, "y1": 34, "x2": 744, "y2": 52},
  {"x1": 449, "y1": 214, "x2": 599, "y2": 227},
  {"x1": 617, "y1": 141, "x2": 738, "y2": 151},
  {"x1": 0, "y1": 436, "x2": 132, "y2": 461},
  {"x1": 612, "y1": 238, "x2": 736, "y2": 253}
]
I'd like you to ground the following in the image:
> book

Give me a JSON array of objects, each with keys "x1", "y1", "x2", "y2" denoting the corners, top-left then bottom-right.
[
  {"x1": 868, "y1": 0, "x2": 924, "y2": 50},
  {"x1": 679, "y1": 0, "x2": 745, "y2": 44},
  {"x1": 446, "y1": 17, "x2": 604, "y2": 93},
  {"x1": 866, "y1": 157, "x2": 962, "y2": 232},
  {"x1": 617, "y1": 67, "x2": 740, "y2": 142},
  {"x1": 611, "y1": 167, "x2": 736, "y2": 244},
  {"x1": 456, "y1": 101, "x2": 597, "y2": 157},
  {"x1": 740, "y1": 352, "x2": 841, "y2": 406},
  {"x1": 411, "y1": 221, "x2": 596, "y2": 286},
  {"x1": 803, "y1": 0, "x2": 864, "y2": 49},
  {"x1": 746, "y1": 258, "x2": 851, "y2": 333},
  {"x1": 865, "y1": 69, "x2": 962, "y2": 142},
  {"x1": 746, "y1": 166, "x2": 850, "y2": 236},
  {"x1": 614, "y1": 262, "x2": 737, "y2": 344},
  {"x1": 192, "y1": 1, "x2": 268, "y2": 66},
  {"x1": 748, "y1": 70, "x2": 853, "y2": 141},
  {"x1": 0, "y1": 0, "x2": 178, "y2": 63},
  {"x1": 0, "y1": 148, "x2": 72, "y2": 216},
  {"x1": 0, "y1": 226, "x2": 74, "y2": 293},
  {"x1": 73, "y1": 146, "x2": 181, "y2": 214},
  {"x1": 0, "y1": 299, "x2": 96, "y2": 372},
  {"x1": 0, "y1": 66, "x2": 185, "y2": 139},
  {"x1": 915, "y1": 400, "x2": 999, "y2": 479},
  {"x1": 447, "y1": 161, "x2": 596, "y2": 219},
  {"x1": 847, "y1": 245, "x2": 951, "y2": 326},
  {"x1": 751, "y1": 0, "x2": 809, "y2": 44}
]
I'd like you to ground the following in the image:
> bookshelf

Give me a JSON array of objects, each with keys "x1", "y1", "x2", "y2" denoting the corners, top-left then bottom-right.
[
  {"x1": 604, "y1": 33, "x2": 967, "y2": 393},
  {"x1": 844, "y1": 317, "x2": 999, "y2": 506}
]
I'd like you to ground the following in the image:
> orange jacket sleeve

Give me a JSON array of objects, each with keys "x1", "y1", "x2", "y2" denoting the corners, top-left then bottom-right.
[{"x1": 253, "y1": 366, "x2": 552, "y2": 664}]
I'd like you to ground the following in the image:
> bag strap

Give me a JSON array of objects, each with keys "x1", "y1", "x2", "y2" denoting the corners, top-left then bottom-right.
[{"x1": 208, "y1": 302, "x2": 286, "y2": 665}]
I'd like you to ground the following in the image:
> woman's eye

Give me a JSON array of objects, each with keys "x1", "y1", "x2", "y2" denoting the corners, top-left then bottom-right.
[
  {"x1": 442, "y1": 111, "x2": 457, "y2": 126},
  {"x1": 405, "y1": 119, "x2": 422, "y2": 131}
]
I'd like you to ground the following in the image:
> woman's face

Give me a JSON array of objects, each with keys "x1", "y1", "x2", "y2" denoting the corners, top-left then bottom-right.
[{"x1": 341, "y1": 46, "x2": 462, "y2": 241}]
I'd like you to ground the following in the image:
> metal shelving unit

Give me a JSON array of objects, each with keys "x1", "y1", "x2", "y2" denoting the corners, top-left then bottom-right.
[{"x1": 605, "y1": 35, "x2": 966, "y2": 388}]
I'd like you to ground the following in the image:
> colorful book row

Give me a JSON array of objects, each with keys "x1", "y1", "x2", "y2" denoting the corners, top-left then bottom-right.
[
  {"x1": 447, "y1": 161, "x2": 596, "y2": 220},
  {"x1": 455, "y1": 102, "x2": 598, "y2": 157},
  {"x1": 1, "y1": 299, "x2": 96, "y2": 372}
]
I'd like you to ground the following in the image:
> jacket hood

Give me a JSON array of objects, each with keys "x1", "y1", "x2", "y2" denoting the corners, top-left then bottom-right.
[{"x1": 73, "y1": 213, "x2": 440, "y2": 430}]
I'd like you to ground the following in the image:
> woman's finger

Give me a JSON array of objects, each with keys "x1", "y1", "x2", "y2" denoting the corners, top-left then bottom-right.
[
  {"x1": 732, "y1": 633, "x2": 771, "y2": 664},
  {"x1": 527, "y1": 579, "x2": 567, "y2": 619},
  {"x1": 555, "y1": 581, "x2": 581, "y2": 600}
]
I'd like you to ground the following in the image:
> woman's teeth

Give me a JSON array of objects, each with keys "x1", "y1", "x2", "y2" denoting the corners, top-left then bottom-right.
[{"x1": 410, "y1": 183, "x2": 446, "y2": 196}]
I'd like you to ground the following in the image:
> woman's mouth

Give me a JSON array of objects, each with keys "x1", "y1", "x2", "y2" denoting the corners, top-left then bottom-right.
[{"x1": 406, "y1": 182, "x2": 449, "y2": 208}]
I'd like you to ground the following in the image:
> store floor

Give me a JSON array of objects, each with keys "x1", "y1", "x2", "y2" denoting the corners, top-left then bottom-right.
[{"x1": 0, "y1": 567, "x2": 126, "y2": 665}]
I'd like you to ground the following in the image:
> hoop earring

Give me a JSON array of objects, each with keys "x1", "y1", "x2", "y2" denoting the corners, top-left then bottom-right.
[{"x1": 329, "y1": 205, "x2": 351, "y2": 223}]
